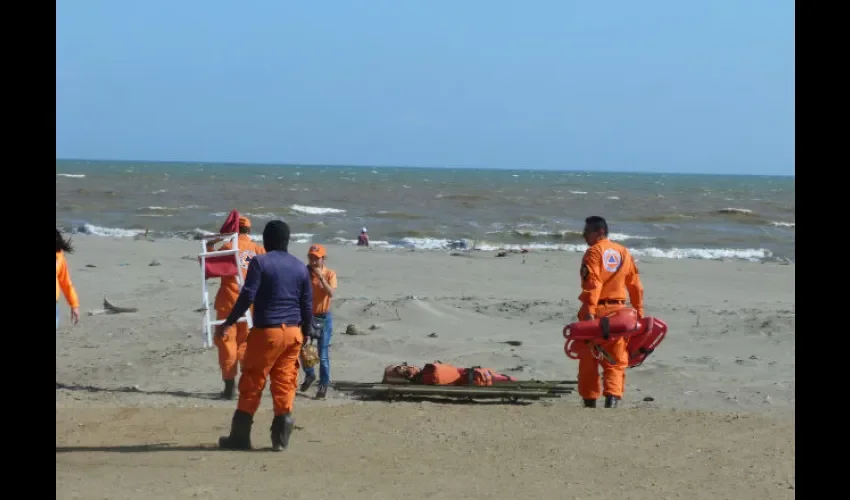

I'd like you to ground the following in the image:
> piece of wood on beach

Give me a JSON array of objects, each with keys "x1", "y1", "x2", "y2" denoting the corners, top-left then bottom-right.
[{"x1": 87, "y1": 297, "x2": 140, "y2": 316}]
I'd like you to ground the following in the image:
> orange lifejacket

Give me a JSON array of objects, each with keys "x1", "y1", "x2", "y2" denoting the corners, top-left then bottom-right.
[{"x1": 419, "y1": 361, "x2": 462, "y2": 385}]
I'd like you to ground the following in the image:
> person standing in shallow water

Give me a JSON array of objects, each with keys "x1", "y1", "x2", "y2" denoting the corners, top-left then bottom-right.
[
  {"x1": 299, "y1": 244, "x2": 338, "y2": 399},
  {"x1": 357, "y1": 227, "x2": 369, "y2": 246},
  {"x1": 56, "y1": 228, "x2": 80, "y2": 329}
]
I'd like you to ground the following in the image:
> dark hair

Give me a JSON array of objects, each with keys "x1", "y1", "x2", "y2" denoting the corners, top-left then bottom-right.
[
  {"x1": 56, "y1": 228, "x2": 74, "y2": 253},
  {"x1": 263, "y1": 220, "x2": 291, "y2": 252},
  {"x1": 584, "y1": 216, "x2": 609, "y2": 236},
  {"x1": 239, "y1": 226, "x2": 250, "y2": 235}
]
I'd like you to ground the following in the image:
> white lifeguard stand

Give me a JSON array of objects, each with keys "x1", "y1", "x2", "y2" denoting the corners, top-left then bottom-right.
[{"x1": 198, "y1": 232, "x2": 253, "y2": 348}]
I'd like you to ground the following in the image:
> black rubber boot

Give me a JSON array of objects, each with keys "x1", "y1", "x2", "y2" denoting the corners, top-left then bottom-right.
[
  {"x1": 315, "y1": 385, "x2": 328, "y2": 400},
  {"x1": 583, "y1": 399, "x2": 597, "y2": 408},
  {"x1": 220, "y1": 379, "x2": 235, "y2": 400},
  {"x1": 218, "y1": 410, "x2": 253, "y2": 450},
  {"x1": 270, "y1": 414, "x2": 295, "y2": 451},
  {"x1": 300, "y1": 373, "x2": 316, "y2": 392},
  {"x1": 604, "y1": 395, "x2": 621, "y2": 408}
]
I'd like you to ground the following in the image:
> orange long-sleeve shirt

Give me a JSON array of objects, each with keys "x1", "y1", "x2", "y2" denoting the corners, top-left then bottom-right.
[
  {"x1": 56, "y1": 250, "x2": 80, "y2": 308},
  {"x1": 578, "y1": 238, "x2": 644, "y2": 317}
]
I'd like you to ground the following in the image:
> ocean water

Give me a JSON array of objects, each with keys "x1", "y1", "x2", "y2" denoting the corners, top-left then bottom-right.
[{"x1": 56, "y1": 160, "x2": 795, "y2": 262}]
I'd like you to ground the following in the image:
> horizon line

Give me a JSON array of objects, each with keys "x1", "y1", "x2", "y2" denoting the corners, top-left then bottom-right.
[{"x1": 55, "y1": 157, "x2": 795, "y2": 178}]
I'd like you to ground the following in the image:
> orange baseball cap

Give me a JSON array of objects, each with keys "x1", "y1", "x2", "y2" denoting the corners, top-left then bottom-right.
[
  {"x1": 238, "y1": 216, "x2": 251, "y2": 228},
  {"x1": 308, "y1": 244, "x2": 326, "y2": 258}
]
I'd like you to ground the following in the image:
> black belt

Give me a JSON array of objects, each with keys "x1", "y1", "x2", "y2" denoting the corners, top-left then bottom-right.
[
  {"x1": 314, "y1": 313, "x2": 328, "y2": 318},
  {"x1": 598, "y1": 299, "x2": 625, "y2": 305},
  {"x1": 255, "y1": 323, "x2": 301, "y2": 329}
]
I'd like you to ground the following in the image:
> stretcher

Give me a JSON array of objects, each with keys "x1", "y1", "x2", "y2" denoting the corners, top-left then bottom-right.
[
  {"x1": 562, "y1": 307, "x2": 668, "y2": 368},
  {"x1": 332, "y1": 379, "x2": 576, "y2": 403}
]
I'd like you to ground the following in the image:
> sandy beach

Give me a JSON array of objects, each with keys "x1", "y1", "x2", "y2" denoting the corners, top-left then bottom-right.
[{"x1": 56, "y1": 235, "x2": 795, "y2": 499}]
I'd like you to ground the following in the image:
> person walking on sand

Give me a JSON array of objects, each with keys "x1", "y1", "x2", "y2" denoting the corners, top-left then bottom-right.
[
  {"x1": 207, "y1": 216, "x2": 266, "y2": 400},
  {"x1": 299, "y1": 244, "x2": 338, "y2": 399},
  {"x1": 216, "y1": 220, "x2": 312, "y2": 451},
  {"x1": 574, "y1": 216, "x2": 644, "y2": 409},
  {"x1": 56, "y1": 228, "x2": 80, "y2": 329}
]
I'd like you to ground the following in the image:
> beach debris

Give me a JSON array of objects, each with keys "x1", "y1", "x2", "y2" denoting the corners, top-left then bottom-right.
[
  {"x1": 344, "y1": 324, "x2": 365, "y2": 335},
  {"x1": 496, "y1": 251, "x2": 508, "y2": 257},
  {"x1": 502, "y1": 340, "x2": 523, "y2": 347},
  {"x1": 133, "y1": 228, "x2": 155, "y2": 242},
  {"x1": 87, "y1": 297, "x2": 140, "y2": 316},
  {"x1": 428, "y1": 332, "x2": 438, "y2": 338},
  {"x1": 643, "y1": 396, "x2": 655, "y2": 402},
  {"x1": 149, "y1": 259, "x2": 162, "y2": 266},
  {"x1": 368, "y1": 324, "x2": 382, "y2": 330},
  {"x1": 85, "y1": 264, "x2": 97, "y2": 268}
]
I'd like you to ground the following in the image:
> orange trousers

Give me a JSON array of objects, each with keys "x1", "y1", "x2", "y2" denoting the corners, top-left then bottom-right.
[
  {"x1": 237, "y1": 325, "x2": 303, "y2": 416},
  {"x1": 575, "y1": 304, "x2": 629, "y2": 400},
  {"x1": 214, "y1": 307, "x2": 249, "y2": 381}
]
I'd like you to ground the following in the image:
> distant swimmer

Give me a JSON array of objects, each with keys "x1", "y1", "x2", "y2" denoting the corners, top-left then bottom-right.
[
  {"x1": 574, "y1": 216, "x2": 644, "y2": 409},
  {"x1": 357, "y1": 227, "x2": 369, "y2": 246}
]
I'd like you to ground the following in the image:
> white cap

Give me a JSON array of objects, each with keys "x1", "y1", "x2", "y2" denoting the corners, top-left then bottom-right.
[{"x1": 361, "y1": 227, "x2": 368, "y2": 232}]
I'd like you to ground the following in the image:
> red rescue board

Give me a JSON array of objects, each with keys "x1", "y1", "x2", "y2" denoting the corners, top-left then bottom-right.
[
  {"x1": 625, "y1": 317, "x2": 668, "y2": 368},
  {"x1": 562, "y1": 308, "x2": 668, "y2": 368}
]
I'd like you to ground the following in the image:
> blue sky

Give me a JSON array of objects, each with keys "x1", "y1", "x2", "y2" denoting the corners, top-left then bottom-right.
[{"x1": 56, "y1": 0, "x2": 795, "y2": 176}]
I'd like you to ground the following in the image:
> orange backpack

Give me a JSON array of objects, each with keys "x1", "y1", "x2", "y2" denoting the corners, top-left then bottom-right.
[
  {"x1": 381, "y1": 363, "x2": 421, "y2": 384},
  {"x1": 419, "y1": 361, "x2": 462, "y2": 385},
  {"x1": 456, "y1": 366, "x2": 495, "y2": 387}
]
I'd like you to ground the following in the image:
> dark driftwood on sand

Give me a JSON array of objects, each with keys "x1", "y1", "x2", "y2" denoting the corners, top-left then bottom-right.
[{"x1": 87, "y1": 297, "x2": 139, "y2": 316}]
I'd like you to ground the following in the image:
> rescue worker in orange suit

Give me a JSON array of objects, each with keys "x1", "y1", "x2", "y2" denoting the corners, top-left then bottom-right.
[
  {"x1": 576, "y1": 216, "x2": 644, "y2": 409},
  {"x1": 206, "y1": 216, "x2": 266, "y2": 400},
  {"x1": 56, "y1": 229, "x2": 81, "y2": 329},
  {"x1": 216, "y1": 220, "x2": 312, "y2": 451}
]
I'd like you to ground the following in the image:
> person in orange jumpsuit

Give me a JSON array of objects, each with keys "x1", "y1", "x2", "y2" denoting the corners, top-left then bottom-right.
[
  {"x1": 299, "y1": 244, "x2": 338, "y2": 399},
  {"x1": 207, "y1": 216, "x2": 266, "y2": 399},
  {"x1": 56, "y1": 229, "x2": 80, "y2": 329},
  {"x1": 216, "y1": 220, "x2": 312, "y2": 451},
  {"x1": 575, "y1": 216, "x2": 644, "y2": 408}
]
